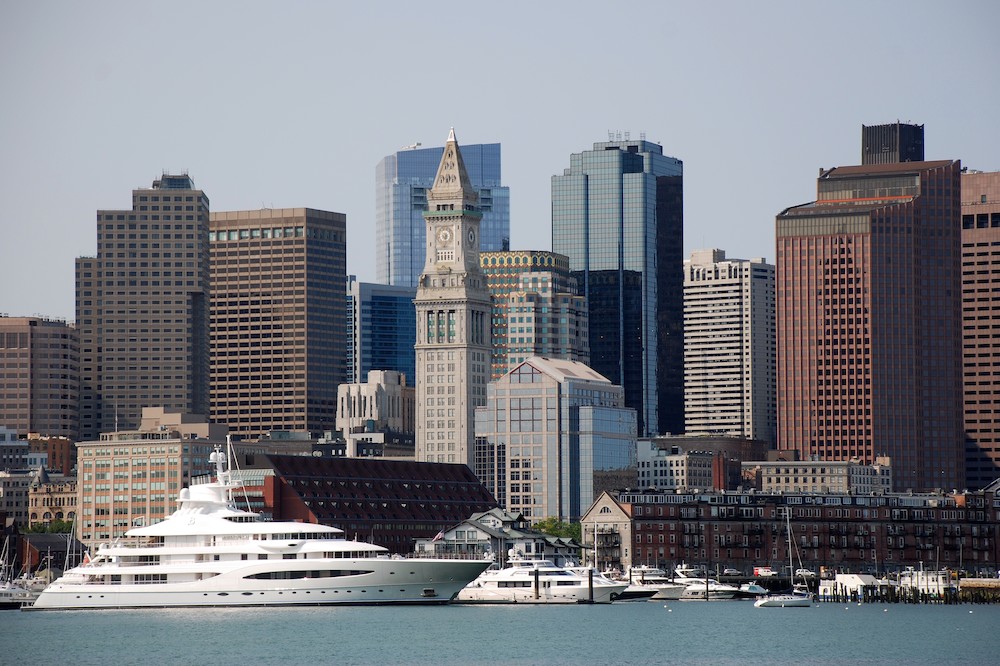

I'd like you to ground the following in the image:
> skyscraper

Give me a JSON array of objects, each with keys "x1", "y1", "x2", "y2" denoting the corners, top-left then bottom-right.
[
  {"x1": 76, "y1": 174, "x2": 210, "y2": 441},
  {"x1": 776, "y1": 158, "x2": 964, "y2": 492},
  {"x1": 376, "y1": 142, "x2": 509, "y2": 287},
  {"x1": 683, "y1": 250, "x2": 775, "y2": 442},
  {"x1": 209, "y1": 208, "x2": 347, "y2": 440},
  {"x1": 346, "y1": 276, "x2": 416, "y2": 385},
  {"x1": 480, "y1": 250, "x2": 588, "y2": 380},
  {"x1": 0, "y1": 316, "x2": 79, "y2": 440},
  {"x1": 413, "y1": 130, "x2": 492, "y2": 466},
  {"x1": 552, "y1": 135, "x2": 684, "y2": 438},
  {"x1": 960, "y1": 169, "x2": 1000, "y2": 490}
]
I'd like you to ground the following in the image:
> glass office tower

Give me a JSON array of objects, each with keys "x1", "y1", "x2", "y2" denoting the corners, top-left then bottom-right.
[
  {"x1": 552, "y1": 137, "x2": 684, "y2": 438},
  {"x1": 376, "y1": 143, "x2": 510, "y2": 287}
]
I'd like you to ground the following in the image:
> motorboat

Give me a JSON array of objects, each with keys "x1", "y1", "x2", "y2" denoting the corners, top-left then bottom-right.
[
  {"x1": 28, "y1": 445, "x2": 491, "y2": 610},
  {"x1": 624, "y1": 565, "x2": 685, "y2": 600},
  {"x1": 679, "y1": 578, "x2": 740, "y2": 600},
  {"x1": 455, "y1": 558, "x2": 626, "y2": 604},
  {"x1": 754, "y1": 592, "x2": 812, "y2": 608},
  {"x1": 737, "y1": 582, "x2": 769, "y2": 599}
]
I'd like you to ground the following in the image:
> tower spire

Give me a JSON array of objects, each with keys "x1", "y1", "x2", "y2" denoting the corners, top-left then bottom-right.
[{"x1": 429, "y1": 128, "x2": 478, "y2": 209}]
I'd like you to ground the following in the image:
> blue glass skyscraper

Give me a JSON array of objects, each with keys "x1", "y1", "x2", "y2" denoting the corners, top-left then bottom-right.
[
  {"x1": 376, "y1": 143, "x2": 509, "y2": 287},
  {"x1": 346, "y1": 276, "x2": 416, "y2": 385},
  {"x1": 552, "y1": 137, "x2": 684, "y2": 438}
]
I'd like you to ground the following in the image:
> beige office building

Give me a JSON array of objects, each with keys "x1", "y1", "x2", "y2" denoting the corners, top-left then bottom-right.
[
  {"x1": 209, "y1": 208, "x2": 347, "y2": 440},
  {"x1": 74, "y1": 408, "x2": 263, "y2": 549},
  {"x1": 683, "y1": 249, "x2": 775, "y2": 442},
  {"x1": 0, "y1": 316, "x2": 79, "y2": 440},
  {"x1": 76, "y1": 174, "x2": 210, "y2": 441}
]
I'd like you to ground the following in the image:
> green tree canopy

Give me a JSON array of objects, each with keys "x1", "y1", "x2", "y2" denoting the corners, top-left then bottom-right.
[
  {"x1": 533, "y1": 517, "x2": 581, "y2": 542},
  {"x1": 23, "y1": 519, "x2": 75, "y2": 534}
]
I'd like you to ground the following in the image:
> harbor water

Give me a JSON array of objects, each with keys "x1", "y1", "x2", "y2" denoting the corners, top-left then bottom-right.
[{"x1": 6, "y1": 600, "x2": 1000, "y2": 666}]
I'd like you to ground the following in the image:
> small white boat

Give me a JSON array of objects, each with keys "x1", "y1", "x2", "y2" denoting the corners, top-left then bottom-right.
[
  {"x1": 28, "y1": 444, "x2": 491, "y2": 610},
  {"x1": 754, "y1": 508, "x2": 812, "y2": 608},
  {"x1": 621, "y1": 565, "x2": 685, "y2": 600},
  {"x1": 0, "y1": 538, "x2": 40, "y2": 608},
  {"x1": 679, "y1": 579, "x2": 740, "y2": 600},
  {"x1": 738, "y1": 582, "x2": 769, "y2": 598},
  {"x1": 754, "y1": 593, "x2": 812, "y2": 608},
  {"x1": 455, "y1": 558, "x2": 626, "y2": 604}
]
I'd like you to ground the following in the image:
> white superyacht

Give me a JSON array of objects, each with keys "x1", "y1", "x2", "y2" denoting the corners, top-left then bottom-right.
[{"x1": 28, "y1": 447, "x2": 491, "y2": 610}]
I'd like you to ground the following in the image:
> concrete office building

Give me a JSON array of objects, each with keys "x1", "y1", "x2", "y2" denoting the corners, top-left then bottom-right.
[
  {"x1": 413, "y1": 130, "x2": 492, "y2": 466},
  {"x1": 209, "y1": 208, "x2": 347, "y2": 440},
  {"x1": 961, "y1": 170, "x2": 1000, "y2": 490},
  {"x1": 0, "y1": 316, "x2": 79, "y2": 440},
  {"x1": 346, "y1": 276, "x2": 416, "y2": 385},
  {"x1": 552, "y1": 135, "x2": 684, "y2": 438},
  {"x1": 480, "y1": 250, "x2": 588, "y2": 380},
  {"x1": 474, "y1": 357, "x2": 636, "y2": 522},
  {"x1": 683, "y1": 250, "x2": 775, "y2": 442},
  {"x1": 776, "y1": 153, "x2": 964, "y2": 492},
  {"x1": 336, "y1": 370, "x2": 414, "y2": 440},
  {"x1": 76, "y1": 174, "x2": 210, "y2": 441},
  {"x1": 376, "y1": 141, "x2": 509, "y2": 288}
]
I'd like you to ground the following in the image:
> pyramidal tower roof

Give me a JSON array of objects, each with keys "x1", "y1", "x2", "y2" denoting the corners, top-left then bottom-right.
[{"x1": 428, "y1": 127, "x2": 478, "y2": 208}]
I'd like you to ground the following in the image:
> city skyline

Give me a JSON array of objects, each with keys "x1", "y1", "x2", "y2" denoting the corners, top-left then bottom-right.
[{"x1": 2, "y1": 2, "x2": 998, "y2": 321}]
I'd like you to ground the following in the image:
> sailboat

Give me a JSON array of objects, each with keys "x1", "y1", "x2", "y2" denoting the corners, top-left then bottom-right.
[
  {"x1": 0, "y1": 537, "x2": 36, "y2": 609},
  {"x1": 754, "y1": 508, "x2": 812, "y2": 608}
]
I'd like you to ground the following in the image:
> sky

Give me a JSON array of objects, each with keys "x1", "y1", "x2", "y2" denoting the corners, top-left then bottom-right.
[{"x1": 1, "y1": 1, "x2": 998, "y2": 322}]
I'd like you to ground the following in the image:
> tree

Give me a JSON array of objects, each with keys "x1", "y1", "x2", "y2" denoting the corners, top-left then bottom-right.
[
  {"x1": 534, "y1": 517, "x2": 581, "y2": 542},
  {"x1": 23, "y1": 519, "x2": 74, "y2": 534}
]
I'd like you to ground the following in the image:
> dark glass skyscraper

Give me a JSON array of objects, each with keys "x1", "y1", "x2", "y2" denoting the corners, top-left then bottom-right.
[
  {"x1": 552, "y1": 137, "x2": 684, "y2": 438},
  {"x1": 376, "y1": 143, "x2": 509, "y2": 288}
]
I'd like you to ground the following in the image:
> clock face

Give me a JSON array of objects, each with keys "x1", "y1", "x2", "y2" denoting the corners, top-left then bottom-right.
[
  {"x1": 468, "y1": 228, "x2": 475, "y2": 244},
  {"x1": 437, "y1": 227, "x2": 452, "y2": 243}
]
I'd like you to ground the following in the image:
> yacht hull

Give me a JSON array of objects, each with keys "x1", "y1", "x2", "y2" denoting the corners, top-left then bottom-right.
[{"x1": 28, "y1": 558, "x2": 491, "y2": 610}]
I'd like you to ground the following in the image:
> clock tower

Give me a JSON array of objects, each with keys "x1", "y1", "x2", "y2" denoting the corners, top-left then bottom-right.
[{"x1": 414, "y1": 129, "x2": 492, "y2": 466}]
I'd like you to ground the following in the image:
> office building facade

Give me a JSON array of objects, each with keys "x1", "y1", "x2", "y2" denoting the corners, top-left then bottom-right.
[
  {"x1": 376, "y1": 142, "x2": 509, "y2": 287},
  {"x1": 0, "y1": 316, "x2": 79, "y2": 440},
  {"x1": 683, "y1": 250, "x2": 776, "y2": 442},
  {"x1": 776, "y1": 159, "x2": 964, "y2": 492},
  {"x1": 480, "y1": 250, "x2": 588, "y2": 380},
  {"x1": 552, "y1": 136, "x2": 684, "y2": 438},
  {"x1": 76, "y1": 174, "x2": 210, "y2": 441},
  {"x1": 346, "y1": 276, "x2": 416, "y2": 385},
  {"x1": 473, "y1": 356, "x2": 636, "y2": 522},
  {"x1": 209, "y1": 208, "x2": 347, "y2": 440},
  {"x1": 961, "y1": 170, "x2": 1000, "y2": 490},
  {"x1": 413, "y1": 130, "x2": 492, "y2": 466}
]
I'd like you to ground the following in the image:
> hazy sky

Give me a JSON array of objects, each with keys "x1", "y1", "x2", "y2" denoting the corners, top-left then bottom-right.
[{"x1": 1, "y1": 1, "x2": 998, "y2": 322}]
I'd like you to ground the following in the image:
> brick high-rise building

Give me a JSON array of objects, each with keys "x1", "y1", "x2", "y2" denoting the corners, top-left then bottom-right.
[
  {"x1": 76, "y1": 174, "x2": 209, "y2": 441},
  {"x1": 209, "y1": 208, "x2": 347, "y2": 440},
  {"x1": 0, "y1": 316, "x2": 79, "y2": 440},
  {"x1": 961, "y1": 170, "x2": 1000, "y2": 490},
  {"x1": 776, "y1": 158, "x2": 964, "y2": 492}
]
